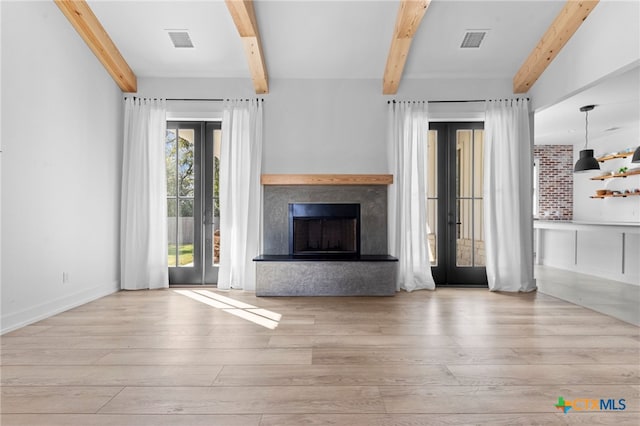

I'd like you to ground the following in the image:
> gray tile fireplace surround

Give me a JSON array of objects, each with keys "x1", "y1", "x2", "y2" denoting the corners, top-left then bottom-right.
[{"x1": 255, "y1": 185, "x2": 397, "y2": 296}]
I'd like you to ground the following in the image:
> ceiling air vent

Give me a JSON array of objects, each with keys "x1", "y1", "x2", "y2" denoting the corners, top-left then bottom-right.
[
  {"x1": 167, "y1": 30, "x2": 194, "y2": 48},
  {"x1": 460, "y1": 31, "x2": 487, "y2": 49}
]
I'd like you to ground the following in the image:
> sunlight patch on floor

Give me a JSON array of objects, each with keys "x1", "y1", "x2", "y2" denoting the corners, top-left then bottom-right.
[{"x1": 174, "y1": 289, "x2": 281, "y2": 329}]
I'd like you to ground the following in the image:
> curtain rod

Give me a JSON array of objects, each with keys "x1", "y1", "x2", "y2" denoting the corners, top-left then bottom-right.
[
  {"x1": 387, "y1": 98, "x2": 529, "y2": 104},
  {"x1": 167, "y1": 98, "x2": 224, "y2": 102},
  {"x1": 124, "y1": 97, "x2": 264, "y2": 102},
  {"x1": 166, "y1": 98, "x2": 264, "y2": 102}
]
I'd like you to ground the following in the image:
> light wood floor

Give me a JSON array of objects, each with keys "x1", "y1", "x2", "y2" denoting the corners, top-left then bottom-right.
[{"x1": 1, "y1": 286, "x2": 639, "y2": 425}]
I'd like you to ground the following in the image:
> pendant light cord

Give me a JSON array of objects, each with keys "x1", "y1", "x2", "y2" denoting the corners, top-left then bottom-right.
[{"x1": 584, "y1": 109, "x2": 589, "y2": 149}]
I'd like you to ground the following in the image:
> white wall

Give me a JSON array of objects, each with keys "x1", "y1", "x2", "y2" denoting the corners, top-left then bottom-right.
[
  {"x1": 264, "y1": 79, "x2": 383, "y2": 173},
  {"x1": 138, "y1": 76, "x2": 513, "y2": 174},
  {"x1": 1, "y1": 1, "x2": 123, "y2": 333},
  {"x1": 530, "y1": 0, "x2": 640, "y2": 111}
]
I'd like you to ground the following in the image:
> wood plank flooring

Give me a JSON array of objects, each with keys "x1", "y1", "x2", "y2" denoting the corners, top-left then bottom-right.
[{"x1": 1, "y1": 285, "x2": 639, "y2": 425}]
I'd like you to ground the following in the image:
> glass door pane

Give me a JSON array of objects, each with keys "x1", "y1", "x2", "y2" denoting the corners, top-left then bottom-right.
[
  {"x1": 427, "y1": 130, "x2": 438, "y2": 266},
  {"x1": 429, "y1": 122, "x2": 486, "y2": 286},
  {"x1": 166, "y1": 128, "x2": 178, "y2": 267},
  {"x1": 213, "y1": 127, "x2": 221, "y2": 265},
  {"x1": 177, "y1": 128, "x2": 195, "y2": 267},
  {"x1": 203, "y1": 122, "x2": 222, "y2": 284},
  {"x1": 473, "y1": 129, "x2": 485, "y2": 267},
  {"x1": 449, "y1": 124, "x2": 486, "y2": 283},
  {"x1": 455, "y1": 129, "x2": 473, "y2": 267},
  {"x1": 454, "y1": 128, "x2": 486, "y2": 268},
  {"x1": 166, "y1": 122, "x2": 202, "y2": 284}
]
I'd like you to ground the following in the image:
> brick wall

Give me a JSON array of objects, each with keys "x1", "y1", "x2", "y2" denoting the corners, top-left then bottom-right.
[{"x1": 534, "y1": 145, "x2": 573, "y2": 220}]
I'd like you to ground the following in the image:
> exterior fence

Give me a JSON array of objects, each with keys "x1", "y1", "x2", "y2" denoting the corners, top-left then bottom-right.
[{"x1": 167, "y1": 217, "x2": 195, "y2": 245}]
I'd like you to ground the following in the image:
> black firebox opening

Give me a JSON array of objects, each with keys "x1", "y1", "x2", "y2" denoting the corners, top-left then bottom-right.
[{"x1": 289, "y1": 203, "x2": 361, "y2": 258}]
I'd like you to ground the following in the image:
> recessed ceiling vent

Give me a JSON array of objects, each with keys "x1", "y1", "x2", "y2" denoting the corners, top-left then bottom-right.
[
  {"x1": 460, "y1": 30, "x2": 487, "y2": 48},
  {"x1": 167, "y1": 30, "x2": 194, "y2": 48}
]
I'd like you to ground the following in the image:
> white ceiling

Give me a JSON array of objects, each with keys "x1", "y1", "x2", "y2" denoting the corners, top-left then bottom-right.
[
  {"x1": 535, "y1": 65, "x2": 640, "y2": 146},
  {"x1": 87, "y1": 0, "x2": 638, "y2": 146},
  {"x1": 404, "y1": 0, "x2": 564, "y2": 79},
  {"x1": 88, "y1": 0, "x2": 250, "y2": 78},
  {"x1": 88, "y1": 0, "x2": 564, "y2": 80},
  {"x1": 255, "y1": 0, "x2": 395, "y2": 79}
]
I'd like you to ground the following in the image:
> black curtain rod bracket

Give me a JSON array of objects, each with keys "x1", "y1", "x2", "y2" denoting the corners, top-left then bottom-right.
[{"x1": 387, "y1": 100, "x2": 426, "y2": 104}]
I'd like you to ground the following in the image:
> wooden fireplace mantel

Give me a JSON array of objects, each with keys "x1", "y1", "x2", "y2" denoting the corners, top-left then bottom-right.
[{"x1": 261, "y1": 174, "x2": 393, "y2": 186}]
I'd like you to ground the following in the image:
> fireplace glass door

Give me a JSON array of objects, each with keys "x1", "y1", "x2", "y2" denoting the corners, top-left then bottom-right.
[
  {"x1": 293, "y1": 218, "x2": 358, "y2": 255},
  {"x1": 289, "y1": 203, "x2": 360, "y2": 258}
]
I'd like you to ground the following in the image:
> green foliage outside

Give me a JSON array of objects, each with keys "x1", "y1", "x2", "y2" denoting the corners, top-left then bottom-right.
[
  {"x1": 168, "y1": 244, "x2": 194, "y2": 267},
  {"x1": 166, "y1": 130, "x2": 220, "y2": 219},
  {"x1": 166, "y1": 130, "x2": 195, "y2": 217}
]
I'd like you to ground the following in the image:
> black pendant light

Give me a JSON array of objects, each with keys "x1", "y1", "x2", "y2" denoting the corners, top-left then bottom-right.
[
  {"x1": 632, "y1": 146, "x2": 640, "y2": 163},
  {"x1": 574, "y1": 105, "x2": 601, "y2": 173}
]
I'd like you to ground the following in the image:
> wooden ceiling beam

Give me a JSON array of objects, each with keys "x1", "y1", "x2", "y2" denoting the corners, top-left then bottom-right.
[
  {"x1": 383, "y1": 0, "x2": 431, "y2": 95},
  {"x1": 225, "y1": 0, "x2": 269, "y2": 94},
  {"x1": 513, "y1": 0, "x2": 599, "y2": 93},
  {"x1": 54, "y1": 0, "x2": 137, "y2": 92}
]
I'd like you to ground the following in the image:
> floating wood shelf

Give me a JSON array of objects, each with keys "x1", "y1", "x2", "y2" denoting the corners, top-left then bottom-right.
[
  {"x1": 596, "y1": 152, "x2": 634, "y2": 162},
  {"x1": 590, "y1": 169, "x2": 640, "y2": 181},
  {"x1": 261, "y1": 174, "x2": 393, "y2": 186},
  {"x1": 590, "y1": 192, "x2": 640, "y2": 199}
]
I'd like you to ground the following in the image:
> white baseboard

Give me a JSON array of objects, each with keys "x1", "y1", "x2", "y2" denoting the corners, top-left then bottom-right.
[{"x1": 1, "y1": 280, "x2": 120, "y2": 334}]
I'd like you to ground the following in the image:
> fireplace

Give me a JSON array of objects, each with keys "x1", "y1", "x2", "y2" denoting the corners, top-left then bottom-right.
[
  {"x1": 289, "y1": 203, "x2": 360, "y2": 258},
  {"x1": 255, "y1": 184, "x2": 396, "y2": 296}
]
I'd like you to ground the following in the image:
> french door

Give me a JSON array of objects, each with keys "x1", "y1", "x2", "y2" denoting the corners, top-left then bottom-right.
[
  {"x1": 428, "y1": 122, "x2": 487, "y2": 286},
  {"x1": 165, "y1": 121, "x2": 221, "y2": 285}
]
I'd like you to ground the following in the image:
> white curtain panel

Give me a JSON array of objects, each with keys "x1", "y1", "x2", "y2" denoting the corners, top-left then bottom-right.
[
  {"x1": 218, "y1": 99, "x2": 263, "y2": 291},
  {"x1": 121, "y1": 98, "x2": 168, "y2": 290},
  {"x1": 484, "y1": 99, "x2": 536, "y2": 292},
  {"x1": 388, "y1": 101, "x2": 436, "y2": 292}
]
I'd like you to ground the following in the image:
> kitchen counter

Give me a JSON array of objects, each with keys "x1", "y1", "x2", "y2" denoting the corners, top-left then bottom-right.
[
  {"x1": 534, "y1": 220, "x2": 639, "y2": 285},
  {"x1": 534, "y1": 220, "x2": 640, "y2": 234}
]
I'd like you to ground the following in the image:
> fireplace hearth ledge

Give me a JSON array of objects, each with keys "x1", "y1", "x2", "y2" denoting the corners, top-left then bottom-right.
[{"x1": 253, "y1": 255, "x2": 397, "y2": 297}]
